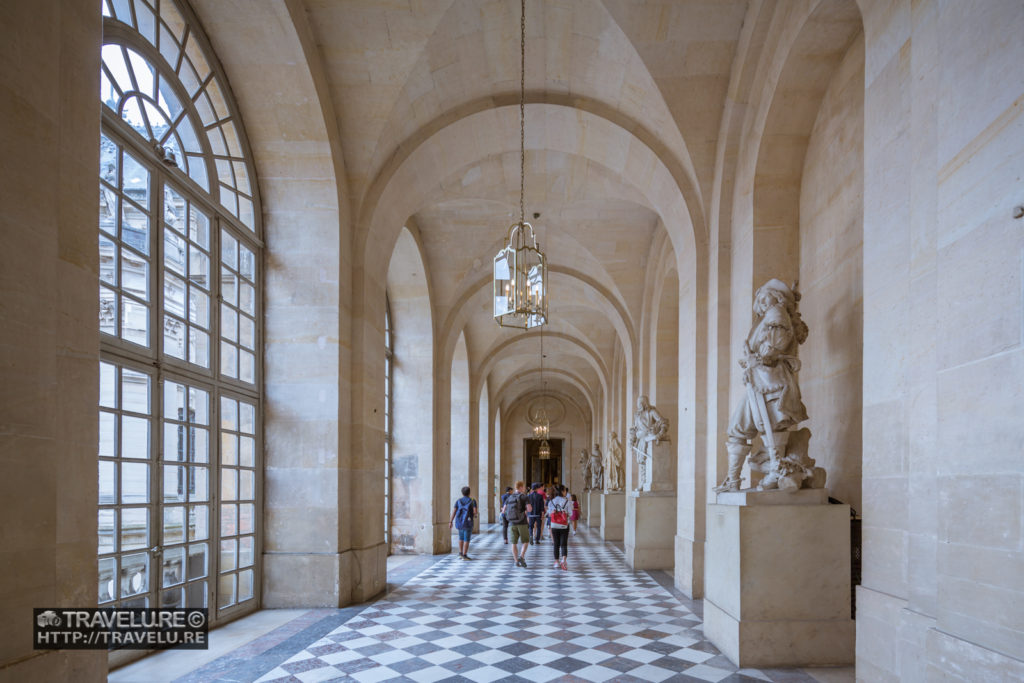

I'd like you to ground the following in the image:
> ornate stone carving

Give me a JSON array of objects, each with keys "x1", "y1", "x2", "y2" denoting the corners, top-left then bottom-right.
[
  {"x1": 579, "y1": 448, "x2": 592, "y2": 491},
  {"x1": 713, "y1": 279, "x2": 826, "y2": 493},
  {"x1": 628, "y1": 395, "x2": 669, "y2": 492},
  {"x1": 590, "y1": 443, "x2": 604, "y2": 491},
  {"x1": 606, "y1": 432, "x2": 624, "y2": 491}
]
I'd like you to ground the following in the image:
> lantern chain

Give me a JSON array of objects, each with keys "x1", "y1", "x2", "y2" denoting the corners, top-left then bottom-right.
[{"x1": 519, "y1": 0, "x2": 526, "y2": 230}]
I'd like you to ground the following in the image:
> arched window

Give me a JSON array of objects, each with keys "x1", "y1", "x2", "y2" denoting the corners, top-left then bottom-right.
[
  {"x1": 97, "y1": 0, "x2": 261, "y2": 629},
  {"x1": 384, "y1": 297, "x2": 393, "y2": 550}
]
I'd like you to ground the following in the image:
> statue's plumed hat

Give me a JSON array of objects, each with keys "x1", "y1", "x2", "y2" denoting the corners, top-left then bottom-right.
[{"x1": 756, "y1": 278, "x2": 798, "y2": 305}]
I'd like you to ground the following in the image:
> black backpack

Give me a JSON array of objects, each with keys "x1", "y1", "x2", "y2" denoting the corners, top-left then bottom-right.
[{"x1": 505, "y1": 492, "x2": 527, "y2": 524}]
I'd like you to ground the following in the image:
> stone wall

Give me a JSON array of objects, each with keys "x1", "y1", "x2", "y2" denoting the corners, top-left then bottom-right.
[
  {"x1": 799, "y1": 34, "x2": 865, "y2": 515},
  {"x1": 0, "y1": 0, "x2": 105, "y2": 679}
]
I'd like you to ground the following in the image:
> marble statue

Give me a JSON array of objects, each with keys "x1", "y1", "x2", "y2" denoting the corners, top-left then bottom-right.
[
  {"x1": 712, "y1": 279, "x2": 826, "y2": 493},
  {"x1": 627, "y1": 395, "x2": 669, "y2": 492},
  {"x1": 579, "y1": 448, "x2": 592, "y2": 491},
  {"x1": 590, "y1": 443, "x2": 604, "y2": 491},
  {"x1": 606, "y1": 432, "x2": 624, "y2": 491}
]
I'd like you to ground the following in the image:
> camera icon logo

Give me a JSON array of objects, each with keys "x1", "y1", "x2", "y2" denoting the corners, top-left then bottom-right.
[{"x1": 37, "y1": 610, "x2": 61, "y2": 628}]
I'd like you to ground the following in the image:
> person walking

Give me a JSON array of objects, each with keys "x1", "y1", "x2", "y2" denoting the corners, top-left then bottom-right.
[
  {"x1": 449, "y1": 486, "x2": 478, "y2": 560},
  {"x1": 499, "y1": 485, "x2": 513, "y2": 544},
  {"x1": 547, "y1": 485, "x2": 572, "y2": 570},
  {"x1": 502, "y1": 480, "x2": 531, "y2": 567},
  {"x1": 570, "y1": 493, "x2": 580, "y2": 535},
  {"x1": 527, "y1": 483, "x2": 546, "y2": 545}
]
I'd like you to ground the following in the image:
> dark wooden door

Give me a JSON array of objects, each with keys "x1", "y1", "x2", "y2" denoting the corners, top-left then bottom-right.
[{"x1": 524, "y1": 438, "x2": 563, "y2": 486}]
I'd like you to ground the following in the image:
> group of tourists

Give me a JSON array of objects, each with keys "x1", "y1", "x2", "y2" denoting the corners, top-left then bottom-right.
[{"x1": 447, "y1": 481, "x2": 582, "y2": 570}]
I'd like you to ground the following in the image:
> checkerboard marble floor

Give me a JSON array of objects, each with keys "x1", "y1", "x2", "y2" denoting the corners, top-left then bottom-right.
[{"x1": 247, "y1": 526, "x2": 824, "y2": 683}]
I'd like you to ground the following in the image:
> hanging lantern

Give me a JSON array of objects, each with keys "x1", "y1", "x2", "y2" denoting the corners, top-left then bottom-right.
[
  {"x1": 494, "y1": 221, "x2": 547, "y2": 328},
  {"x1": 531, "y1": 405, "x2": 550, "y2": 439},
  {"x1": 538, "y1": 439, "x2": 551, "y2": 460}
]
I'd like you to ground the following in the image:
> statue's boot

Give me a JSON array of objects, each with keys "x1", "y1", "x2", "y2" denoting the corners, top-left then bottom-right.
[
  {"x1": 712, "y1": 441, "x2": 749, "y2": 493},
  {"x1": 757, "y1": 430, "x2": 791, "y2": 490}
]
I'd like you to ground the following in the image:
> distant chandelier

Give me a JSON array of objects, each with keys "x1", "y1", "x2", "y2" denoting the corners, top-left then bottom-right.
[
  {"x1": 535, "y1": 321, "x2": 550, "y2": 459},
  {"x1": 532, "y1": 407, "x2": 550, "y2": 439},
  {"x1": 493, "y1": 0, "x2": 547, "y2": 329},
  {"x1": 538, "y1": 439, "x2": 551, "y2": 460}
]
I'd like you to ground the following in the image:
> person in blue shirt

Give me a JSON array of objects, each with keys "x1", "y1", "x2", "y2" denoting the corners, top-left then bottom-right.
[{"x1": 449, "y1": 486, "x2": 478, "y2": 560}]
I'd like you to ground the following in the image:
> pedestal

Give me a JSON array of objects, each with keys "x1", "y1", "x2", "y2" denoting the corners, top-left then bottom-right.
[
  {"x1": 704, "y1": 489, "x2": 854, "y2": 667},
  {"x1": 649, "y1": 441, "x2": 674, "y2": 492},
  {"x1": 600, "y1": 492, "x2": 625, "y2": 541},
  {"x1": 579, "y1": 491, "x2": 589, "y2": 523},
  {"x1": 586, "y1": 490, "x2": 602, "y2": 528},
  {"x1": 623, "y1": 490, "x2": 676, "y2": 569}
]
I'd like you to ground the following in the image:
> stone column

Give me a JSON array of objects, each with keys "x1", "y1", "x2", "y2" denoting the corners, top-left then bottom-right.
[{"x1": 704, "y1": 489, "x2": 853, "y2": 667}]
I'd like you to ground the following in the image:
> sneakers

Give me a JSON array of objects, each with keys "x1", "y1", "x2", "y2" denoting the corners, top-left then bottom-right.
[
  {"x1": 458, "y1": 554, "x2": 465, "y2": 560},
  {"x1": 517, "y1": 557, "x2": 527, "y2": 568},
  {"x1": 553, "y1": 561, "x2": 561, "y2": 569},
  {"x1": 463, "y1": 555, "x2": 472, "y2": 561},
  {"x1": 560, "y1": 559, "x2": 568, "y2": 571}
]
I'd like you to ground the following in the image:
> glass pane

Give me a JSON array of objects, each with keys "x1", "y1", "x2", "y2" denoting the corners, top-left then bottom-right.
[
  {"x1": 120, "y1": 552, "x2": 149, "y2": 598},
  {"x1": 164, "y1": 185, "x2": 186, "y2": 233},
  {"x1": 238, "y1": 568, "x2": 254, "y2": 602},
  {"x1": 239, "y1": 245, "x2": 254, "y2": 280},
  {"x1": 239, "y1": 350, "x2": 254, "y2": 384},
  {"x1": 100, "y1": 285, "x2": 117, "y2": 336},
  {"x1": 99, "y1": 556, "x2": 116, "y2": 602},
  {"x1": 164, "y1": 315, "x2": 185, "y2": 359},
  {"x1": 221, "y1": 269, "x2": 237, "y2": 308},
  {"x1": 220, "y1": 397, "x2": 237, "y2": 430},
  {"x1": 221, "y1": 231, "x2": 237, "y2": 269},
  {"x1": 221, "y1": 304, "x2": 237, "y2": 342},
  {"x1": 99, "y1": 412, "x2": 116, "y2": 457},
  {"x1": 186, "y1": 579, "x2": 207, "y2": 608},
  {"x1": 163, "y1": 423, "x2": 184, "y2": 462},
  {"x1": 121, "y1": 462, "x2": 148, "y2": 503},
  {"x1": 120, "y1": 507, "x2": 148, "y2": 551},
  {"x1": 217, "y1": 573, "x2": 236, "y2": 609},
  {"x1": 187, "y1": 544, "x2": 207, "y2": 580},
  {"x1": 163, "y1": 465, "x2": 186, "y2": 502},
  {"x1": 121, "y1": 368, "x2": 149, "y2": 413},
  {"x1": 221, "y1": 433, "x2": 237, "y2": 466},
  {"x1": 100, "y1": 234, "x2": 117, "y2": 285},
  {"x1": 190, "y1": 207, "x2": 209, "y2": 248},
  {"x1": 190, "y1": 388, "x2": 209, "y2": 425},
  {"x1": 238, "y1": 503, "x2": 254, "y2": 534},
  {"x1": 238, "y1": 536, "x2": 254, "y2": 568},
  {"x1": 221, "y1": 468, "x2": 237, "y2": 501},
  {"x1": 239, "y1": 403, "x2": 255, "y2": 434},
  {"x1": 160, "y1": 587, "x2": 184, "y2": 608},
  {"x1": 239, "y1": 470, "x2": 254, "y2": 500},
  {"x1": 99, "y1": 185, "x2": 118, "y2": 236},
  {"x1": 162, "y1": 546, "x2": 184, "y2": 587},
  {"x1": 238, "y1": 436, "x2": 254, "y2": 467},
  {"x1": 239, "y1": 283, "x2": 255, "y2": 315},
  {"x1": 192, "y1": 427, "x2": 209, "y2": 463},
  {"x1": 188, "y1": 504, "x2": 208, "y2": 542},
  {"x1": 189, "y1": 287, "x2": 209, "y2": 327},
  {"x1": 164, "y1": 229, "x2": 186, "y2": 275},
  {"x1": 219, "y1": 538, "x2": 237, "y2": 572},
  {"x1": 100, "y1": 134, "x2": 118, "y2": 182},
  {"x1": 239, "y1": 315, "x2": 254, "y2": 349},
  {"x1": 164, "y1": 380, "x2": 185, "y2": 420},
  {"x1": 189, "y1": 327, "x2": 209, "y2": 367},
  {"x1": 121, "y1": 250, "x2": 149, "y2": 299},
  {"x1": 121, "y1": 151, "x2": 150, "y2": 209},
  {"x1": 163, "y1": 505, "x2": 185, "y2": 544},
  {"x1": 121, "y1": 204, "x2": 150, "y2": 257},
  {"x1": 98, "y1": 461, "x2": 116, "y2": 505},
  {"x1": 164, "y1": 272, "x2": 186, "y2": 317},
  {"x1": 220, "y1": 504, "x2": 237, "y2": 537},
  {"x1": 98, "y1": 509, "x2": 116, "y2": 554},
  {"x1": 190, "y1": 465, "x2": 208, "y2": 502},
  {"x1": 189, "y1": 246, "x2": 209, "y2": 289},
  {"x1": 121, "y1": 415, "x2": 149, "y2": 458},
  {"x1": 221, "y1": 342, "x2": 237, "y2": 378},
  {"x1": 120, "y1": 296, "x2": 148, "y2": 346}
]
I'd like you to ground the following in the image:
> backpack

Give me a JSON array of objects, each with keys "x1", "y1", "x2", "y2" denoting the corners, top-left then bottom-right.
[
  {"x1": 454, "y1": 497, "x2": 475, "y2": 530},
  {"x1": 549, "y1": 498, "x2": 569, "y2": 529},
  {"x1": 505, "y1": 492, "x2": 527, "y2": 524}
]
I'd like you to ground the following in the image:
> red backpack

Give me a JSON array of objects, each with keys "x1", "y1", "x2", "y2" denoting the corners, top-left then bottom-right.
[{"x1": 550, "y1": 498, "x2": 569, "y2": 528}]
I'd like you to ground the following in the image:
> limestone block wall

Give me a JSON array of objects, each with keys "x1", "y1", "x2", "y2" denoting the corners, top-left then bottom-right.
[
  {"x1": 857, "y1": 0, "x2": 1024, "y2": 679},
  {"x1": 0, "y1": 0, "x2": 106, "y2": 679},
  {"x1": 798, "y1": 34, "x2": 865, "y2": 515}
]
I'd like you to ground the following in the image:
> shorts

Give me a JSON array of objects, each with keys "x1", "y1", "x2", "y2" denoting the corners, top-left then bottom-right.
[
  {"x1": 458, "y1": 528, "x2": 472, "y2": 542},
  {"x1": 509, "y1": 524, "x2": 529, "y2": 544}
]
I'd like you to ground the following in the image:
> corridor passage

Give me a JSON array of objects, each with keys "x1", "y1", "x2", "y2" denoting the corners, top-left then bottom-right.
[{"x1": 161, "y1": 527, "x2": 844, "y2": 683}]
